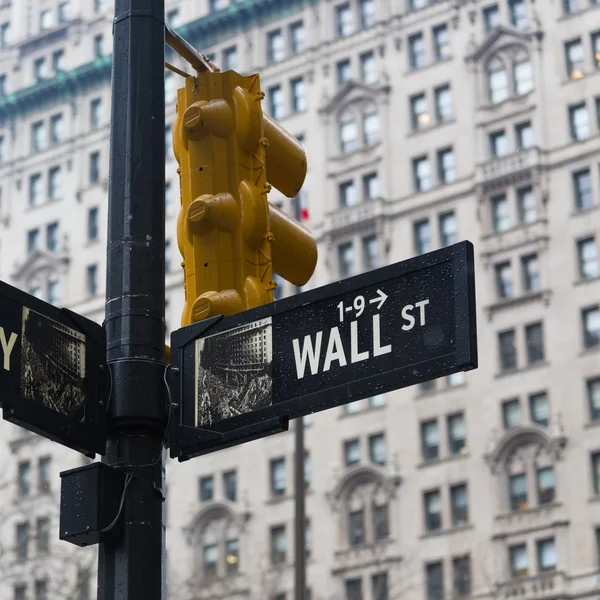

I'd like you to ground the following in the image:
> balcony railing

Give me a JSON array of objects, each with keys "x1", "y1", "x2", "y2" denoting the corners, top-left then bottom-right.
[
  {"x1": 479, "y1": 147, "x2": 542, "y2": 189},
  {"x1": 497, "y1": 570, "x2": 566, "y2": 599},
  {"x1": 325, "y1": 197, "x2": 384, "y2": 233}
]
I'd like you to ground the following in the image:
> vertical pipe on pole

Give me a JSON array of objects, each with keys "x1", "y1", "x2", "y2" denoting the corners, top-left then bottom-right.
[{"x1": 99, "y1": 1, "x2": 166, "y2": 599}]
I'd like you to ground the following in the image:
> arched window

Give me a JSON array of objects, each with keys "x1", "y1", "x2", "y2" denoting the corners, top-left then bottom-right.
[
  {"x1": 363, "y1": 107, "x2": 380, "y2": 146},
  {"x1": 513, "y1": 59, "x2": 533, "y2": 95}
]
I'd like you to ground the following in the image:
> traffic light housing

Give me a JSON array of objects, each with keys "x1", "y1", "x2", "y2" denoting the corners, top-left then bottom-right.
[{"x1": 173, "y1": 70, "x2": 317, "y2": 326}]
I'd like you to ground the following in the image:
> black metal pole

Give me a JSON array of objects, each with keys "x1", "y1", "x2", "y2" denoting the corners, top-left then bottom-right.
[
  {"x1": 98, "y1": 1, "x2": 166, "y2": 599},
  {"x1": 293, "y1": 191, "x2": 306, "y2": 600}
]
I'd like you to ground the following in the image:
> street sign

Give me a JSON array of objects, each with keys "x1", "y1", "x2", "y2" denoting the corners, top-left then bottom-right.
[
  {"x1": 0, "y1": 280, "x2": 107, "y2": 456},
  {"x1": 169, "y1": 241, "x2": 477, "y2": 460}
]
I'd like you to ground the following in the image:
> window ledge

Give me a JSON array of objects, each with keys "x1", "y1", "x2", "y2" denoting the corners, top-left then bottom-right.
[
  {"x1": 416, "y1": 382, "x2": 467, "y2": 399},
  {"x1": 420, "y1": 523, "x2": 473, "y2": 540},
  {"x1": 558, "y1": 3, "x2": 600, "y2": 22},
  {"x1": 571, "y1": 204, "x2": 599, "y2": 218},
  {"x1": 495, "y1": 361, "x2": 549, "y2": 379},
  {"x1": 403, "y1": 57, "x2": 453, "y2": 78},
  {"x1": 331, "y1": 141, "x2": 382, "y2": 162},
  {"x1": 495, "y1": 501, "x2": 562, "y2": 521},
  {"x1": 479, "y1": 90, "x2": 534, "y2": 112},
  {"x1": 407, "y1": 117, "x2": 456, "y2": 137},
  {"x1": 338, "y1": 404, "x2": 386, "y2": 419},
  {"x1": 574, "y1": 275, "x2": 600, "y2": 287},
  {"x1": 484, "y1": 289, "x2": 552, "y2": 317},
  {"x1": 584, "y1": 419, "x2": 600, "y2": 429},
  {"x1": 417, "y1": 451, "x2": 470, "y2": 469},
  {"x1": 580, "y1": 345, "x2": 600, "y2": 358},
  {"x1": 481, "y1": 218, "x2": 549, "y2": 241}
]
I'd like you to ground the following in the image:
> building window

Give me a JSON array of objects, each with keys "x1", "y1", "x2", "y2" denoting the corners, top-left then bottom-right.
[
  {"x1": 368, "y1": 433, "x2": 386, "y2": 465},
  {"x1": 31, "y1": 121, "x2": 46, "y2": 152},
  {"x1": 47, "y1": 281, "x2": 59, "y2": 305},
  {"x1": 565, "y1": 39, "x2": 585, "y2": 79},
  {"x1": 525, "y1": 322, "x2": 544, "y2": 363},
  {"x1": 88, "y1": 207, "x2": 99, "y2": 241},
  {"x1": 290, "y1": 21, "x2": 305, "y2": 54},
  {"x1": 450, "y1": 483, "x2": 468, "y2": 526},
  {"x1": 164, "y1": 72, "x2": 176, "y2": 104},
  {"x1": 340, "y1": 117, "x2": 358, "y2": 153},
  {"x1": 46, "y1": 222, "x2": 58, "y2": 251},
  {"x1": 518, "y1": 264, "x2": 540, "y2": 303},
  {"x1": 491, "y1": 194, "x2": 510, "y2": 232},
  {"x1": 570, "y1": 103, "x2": 590, "y2": 140},
  {"x1": 537, "y1": 538, "x2": 557, "y2": 572},
  {"x1": 369, "y1": 395, "x2": 385, "y2": 408},
  {"x1": 592, "y1": 452, "x2": 600, "y2": 494},
  {"x1": 510, "y1": 544, "x2": 528, "y2": 578},
  {"x1": 166, "y1": 8, "x2": 180, "y2": 26},
  {"x1": 339, "y1": 242, "x2": 355, "y2": 278},
  {"x1": 448, "y1": 371, "x2": 465, "y2": 386},
  {"x1": 209, "y1": 0, "x2": 227, "y2": 10},
  {"x1": 18, "y1": 461, "x2": 31, "y2": 496},
  {"x1": 588, "y1": 378, "x2": 600, "y2": 421},
  {"x1": 537, "y1": 467, "x2": 555, "y2": 504},
  {"x1": 564, "y1": 0, "x2": 583, "y2": 12},
  {"x1": 225, "y1": 539, "x2": 239, "y2": 572},
  {"x1": 203, "y1": 544, "x2": 218, "y2": 577},
  {"x1": 372, "y1": 572, "x2": 388, "y2": 600},
  {"x1": 36, "y1": 517, "x2": 50, "y2": 554},
  {"x1": 90, "y1": 151, "x2": 100, "y2": 184},
  {"x1": 373, "y1": 502, "x2": 389, "y2": 541},
  {"x1": 529, "y1": 391, "x2": 549, "y2": 426},
  {"x1": 509, "y1": 0, "x2": 527, "y2": 29},
  {"x1": 437, "y1": 148, "x2": 456, "y2": 184},
  {"x1": 48, "y1": 166, "x2": 61, "y2": 200},
  {"x1": 517, "y1": 186, "x2": 536, "y2": 223},
  {"x1": 409, "y1": 33, "x2": 426, "y2": 69},
  {"x1": 363, "y1": 235, "x2": 378, "y2": 271},
  {"x1": 16, "y1": 522, "x2": 29, "y2": 561},
  {"x1": 499, "y1": 329, "x2": 517, "y2": 371},
  {"x1": 40, "y1": 9, "x2": 53, "y2": 31},
  {"x1": 38, "y1": 456, "x2": 51, "y2": 492},
  {"x1": 223, "y1": 470, "x2": 236, "y2": 502},
  {"x1": 578, "y1": 238, "x2": 599, "y2": 279},
  {"x1": 488, "y1": 66, "x2": 508, "y2": 104},
  {"x1": 490, "y1": 129, "x2": 509, "y2": 157},
  {"x1": 410, "y1": 93, "x2": 430, "y2": 130},
  {"x1": 304, "y1": 452, "x2": 311, "y2": 488},
  {"x1": 270, "y1": 458, "x2": 286, "y2": 496},
  {"x1": 58, "y1": 1, "x2": 70, "y2": 22},
  {"x1": 363, "y1": 111, "x2": 380, "y2": 145},
  {"x1": 345, "y1": 579, "x2": 362, "y2": 600},
  {"x1": 87, "y1": 264, "x2": 98, "y2": 296},
  {"x1": 592, "y1": 31, "x2": 600, "y2": 69},
  {"x1": 514, "y1": 60, "x2": 533, "y2": 95},
  {"x1": 483, "y1": 5, "x2": 500, "y2": 31},
  {"x1": 336, "y1": 3, "x2": 354, "y2": 38},
  {"x1": 291, "y1": 77, "x2": 306, "y2": 113},
  {"x1": 348, "y1": 509, "x2": 365, "y2": 546},
  {"x1": 29, "y1": 173, "x2": 43, "y2": 206},
  {"x1": 344, "y1": 438, "x2": 360, "y2": 465},
  {"x1": 339, "y1": 181, "x2": 357, "y2": 207},
  {"x1": 222, "y1": 46, "x2": 237, "y2": 70},
  {"x1": 583, "y1": 306, "x2": 600, "y2": 348},
  {"x1": 90, "y1": 98, "x2": 102, "y2": 129},
  {"x1": 448, "y1": 413, "x2": 466, "y2": 455},
  {"x1": 495, "y1": 261, "x2": 513, "y2": 299},
  {"x1": 424, "y1": 489, "x2": 441, "y2": 531},
  {"x1": 360, "y1": 51, "x2": 376, "y2": 85},
  {"x1": 269, "y1": 85, "x2": 284, "y2": 120},
  {"x1": 573, "y1": 169, "x2": 593, "y2": 210},
  {"x1": 359, "y1": 0, "x2": 376, "y2": 28},
  {"x1": 337, "y1": 59, "x2": 351, "y2": 85},
  {"x1": 267, "y1": 29, "x2": 285, "y2": 63},
  {"x1": 509, "y1": 473, "x2": 528, "y2": 510},
  {"x1": 426, "y1": 562, "x2": 444, "y2": 600},
  {"x1": 35, "y1": 580, "x2": 48, "y2": 600},
  {"x1": 503, "y1": 398, "x2": 521, "y2": 428},
  {"x1": 516, "y1": 121, "x2": 534, "y2": 149},
  {"x1": 199, "y1": 475, "x2": 214, "y2": 501},
  {"x1": 14, "y1": 585, "x2": 26, "y2": 600},
  {"x1": 52, "y1": 49, "x2": 65, "y2": 72},
  {"x1": 270, "y1": 525, "x2": 286, "y2": 564},
  {"x1": 414, "y1": 219, "x2": 431, "y2": 255},
  {"x1": 27, "y1": 229, "x2": 40, "y2": 253},
  {"x1": 164, "y1": 240, "x2": 171, "y2": 273},
  {"x1": 421, "y1": 419, "x2": 439, "y2": 460},
  {"x1": 94, "y1": 34, "x2": 104, "y2": 58},
  {"x1": 453, "y1": 555, "x2": 471, "y2": 597},
  {"x1": 363, "y1": 172, "x2": 379, "y2": 200},
  {"x1": 433, "y1": 24, "x2": 450, "y2": 61},
  {"x1": 0, "y1": 22, "x2": 11, "y2": 48},
  {"x1": 50, "y1": 114, "x2": 64, "y2": 145},
  {"x1": 413, "y1": 156, "x2": 432, "y2": 192},
  {"x1": 439, "y1": 211, "x2": 457, "y2": 247},
  {"x1": 435, "y1": 85, "x2": 452, "y2": 122},
  {"x1": 345, "y1": 400, "x2": 361, "y2": 414}
]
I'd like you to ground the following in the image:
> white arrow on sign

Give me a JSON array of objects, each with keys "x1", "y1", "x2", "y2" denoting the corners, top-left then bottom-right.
[{"x1": 369, "y1": 289, "x2": 387, "y2": 310}]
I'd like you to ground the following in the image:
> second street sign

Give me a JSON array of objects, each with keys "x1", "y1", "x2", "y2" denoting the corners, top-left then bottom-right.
[{"x1": 169, "y1": 241, "x2": 477, "y2": 460}]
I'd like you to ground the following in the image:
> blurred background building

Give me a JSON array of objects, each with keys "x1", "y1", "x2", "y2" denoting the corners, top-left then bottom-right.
[{"x1": 0, "y1": 0, "x2": 599, "y2": 598}]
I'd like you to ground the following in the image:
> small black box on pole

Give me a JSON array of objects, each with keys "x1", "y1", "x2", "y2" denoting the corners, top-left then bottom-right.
[{"x1": 60, "y1": 463, "x2": 127, "y2": 547}]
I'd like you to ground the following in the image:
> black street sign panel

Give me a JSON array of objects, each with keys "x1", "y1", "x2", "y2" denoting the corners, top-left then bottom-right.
[
  {"x1": 0, "y1": 280, "x2": 107, "y2": 456},
  {"x1": 169, "y1": 241, "x2": 477, "y2": 460}
]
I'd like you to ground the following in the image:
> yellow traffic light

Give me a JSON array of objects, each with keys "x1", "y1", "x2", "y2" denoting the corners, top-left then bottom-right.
[{"x1": 173, "y1": 70, "x2": 317, "y2": 326}]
